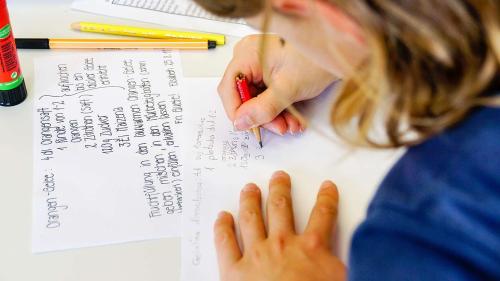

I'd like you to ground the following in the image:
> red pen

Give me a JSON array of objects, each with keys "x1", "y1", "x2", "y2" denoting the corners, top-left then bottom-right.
[{"x1": 236, "y1": 73, "x2": 263, "y2": 148}]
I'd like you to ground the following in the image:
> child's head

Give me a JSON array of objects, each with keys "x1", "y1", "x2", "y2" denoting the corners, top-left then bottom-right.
[{"x1": 195, "y1": 0, "x2": 500, "y2": 147}]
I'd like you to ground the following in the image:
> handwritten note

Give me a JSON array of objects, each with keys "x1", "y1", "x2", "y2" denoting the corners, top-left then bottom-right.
[
  {"x1": 180, "y1": 78, "x2": 403, "y2": 281},
  {"x1": 32, "y1": 51, "x2": 185, "y2": 253}
]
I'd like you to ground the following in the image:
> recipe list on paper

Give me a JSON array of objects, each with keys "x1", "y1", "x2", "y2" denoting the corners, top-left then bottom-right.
[{"x1": 32, "y1": 50, "x2": 185, "y2": 253}]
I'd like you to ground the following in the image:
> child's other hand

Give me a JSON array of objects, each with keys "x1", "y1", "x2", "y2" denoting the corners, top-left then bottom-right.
[
  {"x1": 218, "y1": 35, "x2": 337, "y2": 136},
  {"x1": 214, "y1": 171, "x2": 346, "y2": 281}
]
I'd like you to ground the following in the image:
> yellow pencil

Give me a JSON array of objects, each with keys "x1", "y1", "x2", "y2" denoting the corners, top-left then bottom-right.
[{"x1": 71, "y1": 22, "x2": 226, "y2": 46}]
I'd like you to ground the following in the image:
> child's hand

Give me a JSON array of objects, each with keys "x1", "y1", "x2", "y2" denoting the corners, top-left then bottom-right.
[
  {"x1": 214, "y1": 171, "x2": 346, "y2": 281},
  {"x1": 218, "y1": 35, "x2": 337, "y2": 135}
]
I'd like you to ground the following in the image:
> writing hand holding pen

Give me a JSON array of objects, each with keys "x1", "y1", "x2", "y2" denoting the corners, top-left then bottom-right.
[{"x1": 218, "y1": 35, "x2": 337, "y2": 136}]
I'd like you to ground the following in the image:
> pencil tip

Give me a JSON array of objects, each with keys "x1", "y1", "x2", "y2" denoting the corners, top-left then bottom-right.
[{"x1": 259, "y1": 141, "x2": 263, "y2": 148}]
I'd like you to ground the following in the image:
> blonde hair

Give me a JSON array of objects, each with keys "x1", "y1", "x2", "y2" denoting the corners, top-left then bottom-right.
[{"x1": 195, "y1": 0, "x2": 500, "y2": 147}]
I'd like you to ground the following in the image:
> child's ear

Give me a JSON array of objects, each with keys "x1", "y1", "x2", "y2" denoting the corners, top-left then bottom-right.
[
  {"x1": 272, "y1": 0, "x2": 312, "y2": 17},
  {"x1": 314, "y1": 1, "x2": 365, "y2": 44}
]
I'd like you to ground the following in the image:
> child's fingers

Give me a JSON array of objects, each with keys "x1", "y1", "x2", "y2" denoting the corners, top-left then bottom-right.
[
  {"x1": 283, "y1": 111, "x2": 302, "y2": 134},
  {"x1": 214, "y1": 211, "x2": 242, "y2": 270},
  {"x1": 238, "y1": 184, "x2": 266, "y2": 249},
  {"x1": 262, "y1": 115, "x2": 288, "y2": 136},
  {"x1": 217, "y1": 57, "x2": 262, "y2": 122},
  {"x1": 266, "y1": 171, "x2": 296, "y2": 236},
  {"x1": 233, "y1": 87, "x2": 290, "y2": 131},
  {"x1": 304, "y1": 181, "x2": 339, "y2": 248}
]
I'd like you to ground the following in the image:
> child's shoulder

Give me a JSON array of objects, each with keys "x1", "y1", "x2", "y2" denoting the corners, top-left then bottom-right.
[
  {"x1": 348, "y1": 105, "x2": 500, "y2": 280},
  {"x1": 357, "y1": 104, "x2": 500, "y2": 278},
  {"x1": 375, "y1": 104, "x2": 500, "y2": 209}
]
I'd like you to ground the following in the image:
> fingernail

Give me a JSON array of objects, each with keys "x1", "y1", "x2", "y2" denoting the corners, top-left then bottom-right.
[
  {"x1": 234, "y1": 115, "x2": 254, "y2": 131},
  {"x1": 272, "y1": 170, "x2": 288, "y2": 180},
  {"x1": 268, "y1": 126, "x2": 284, "y2": 136},
  {"x1": 218, "y1": 211, "x2": 227, "y2": 219},
  {"x1": 320, "y1": 181, "x2": 335, "y2": 190},
  {"x1": 242, "y1": 184, "x2": 258, "y2": 193},
  {"x1": 299, "y1": 123, "x2": 306, "y2": 133}
]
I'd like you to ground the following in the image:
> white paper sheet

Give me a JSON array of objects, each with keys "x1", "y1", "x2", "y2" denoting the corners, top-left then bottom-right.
[
  {"x1": 32, "y1": 50, "x2": 186, "y2": 253},
  {"x1": 180, "y1": 78, "x2": 404, "y2": 281},
  {"x1": 72, "y1": 0, "x2": 258, "y2": 37}
]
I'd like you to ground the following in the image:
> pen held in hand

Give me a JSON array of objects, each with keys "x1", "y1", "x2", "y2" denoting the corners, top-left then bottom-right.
[{"x1": 236, "y1": 73, "x2": 263, "y2": 148}]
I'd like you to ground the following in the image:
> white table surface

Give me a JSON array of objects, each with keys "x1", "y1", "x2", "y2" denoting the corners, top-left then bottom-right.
[{"x1": 0, "y1": 1, "x2": 238, "y2": 280}]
